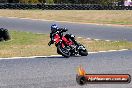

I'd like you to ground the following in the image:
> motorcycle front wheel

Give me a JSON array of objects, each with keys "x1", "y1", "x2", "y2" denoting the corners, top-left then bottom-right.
[
  {"x1": 78, "y1": 44, "x2": 88, "y2": 56},
  {"x1": 57, "y1": 44, "x2": 71, "y2": 58}
]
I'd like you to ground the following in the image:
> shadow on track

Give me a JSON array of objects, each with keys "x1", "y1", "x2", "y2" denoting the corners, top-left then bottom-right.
[{"x1": 34, "y1": 55, "x2": 82, "y2": 59}]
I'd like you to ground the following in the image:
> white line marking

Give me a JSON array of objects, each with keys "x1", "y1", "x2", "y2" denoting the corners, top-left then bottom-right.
[
  {"x1": 105, "y1": 40, "x2": 111, "y2": 42},
  {"x1": 86, "y1": 38, "x2": 91, "y2": 40},
  {"x1": 118, "y1": 49, "x2": 129, "y2": 51},
  {"x1": 50, "y1": 55, "x2": 62, "y2": 56},
  {"x1": 99, "y1": 51, "x2": 107, "y2": 52},
  {"x1": 36, "y1": 33, "x2": 45, "y2": 34},
  {"x1": 77, "y1": 37, "x2": 82, "y2": 38},
  {"x1": 88, "y1": 52, "x2": 98, "y2": 54},
  {"x1": 31, "y1": 56, "x2": 47, "y2": 58},
  {"x1": 94, "y1": 39, "x2": 101, "y2": 41}
]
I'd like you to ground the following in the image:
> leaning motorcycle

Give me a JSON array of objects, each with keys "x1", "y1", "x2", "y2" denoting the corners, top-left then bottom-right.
[{"x1": 48, "y1": 29, "x2": 88, "y2": 58}]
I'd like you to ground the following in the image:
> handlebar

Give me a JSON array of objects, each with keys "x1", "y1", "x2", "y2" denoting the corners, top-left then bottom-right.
[{"x1": 58, "y1": 29, "x2": 68, "y2": 34}]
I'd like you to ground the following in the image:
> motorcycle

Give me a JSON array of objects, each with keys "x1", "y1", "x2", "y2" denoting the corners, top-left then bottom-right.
[{"x1": 48, "y1": 29, "x2": 88, "y2": 58}]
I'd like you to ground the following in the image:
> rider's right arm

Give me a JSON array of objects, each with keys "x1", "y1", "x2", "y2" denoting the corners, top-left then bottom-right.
[{"x1": 50, "y1": 32, "x2": 55, "y2": 44}]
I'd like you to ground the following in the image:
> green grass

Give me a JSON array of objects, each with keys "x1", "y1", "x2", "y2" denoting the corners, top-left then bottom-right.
[{"x1": 0, "y1": 31, "x2": 132, "y2": 58}]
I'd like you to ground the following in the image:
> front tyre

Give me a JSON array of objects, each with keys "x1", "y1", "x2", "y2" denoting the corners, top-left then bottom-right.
[
  {"x1": 57, "y1": 44, "x2": 71, "y2": 58},
  {"x1": 79, "y1": 49, "x2": 88, "y2": 56},
  {"x1": 78, "y1": 44, "x2": 88, "y2": 56}
]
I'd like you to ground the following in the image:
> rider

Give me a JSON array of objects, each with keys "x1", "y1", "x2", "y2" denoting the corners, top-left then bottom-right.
[{"x1": 49, "y1": 24, "x2": 68, "y2": 45}]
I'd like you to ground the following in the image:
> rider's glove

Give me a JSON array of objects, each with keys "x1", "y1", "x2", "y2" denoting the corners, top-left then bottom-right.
[
  {"x1": 48, "y1": 41, "x2": 51, "y2": 46},
  {"x1": 51, "y1": 40, "x2": 54, "y2": 44},
  {"x1": 48, "y1": 40, "x2": 54, "y2": 46},
  {"x1": 63, "y1": 28, "x2": 68, "y2": 32}
]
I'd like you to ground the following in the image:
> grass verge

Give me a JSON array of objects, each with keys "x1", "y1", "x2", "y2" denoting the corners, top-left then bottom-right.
[
  {"x1": 0, "y1": 31, "x2": 132, "y2": 58},
  {"x1": 0, "y1": 10, "x2": 132, "y2": 26}
]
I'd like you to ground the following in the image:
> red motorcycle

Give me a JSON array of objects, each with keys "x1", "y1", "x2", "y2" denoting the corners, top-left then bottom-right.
[{"x1": 48, "y1": 29, "x2": 88, "y2": 58}]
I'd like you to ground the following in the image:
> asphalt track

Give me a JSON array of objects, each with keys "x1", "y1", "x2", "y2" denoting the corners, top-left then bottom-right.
[
  {"x1": 0, "y1": 17, "x2": 132, "y2": 88},
  {"x1": 0, "y1": 17, "x2": 132, "y2": 41}
]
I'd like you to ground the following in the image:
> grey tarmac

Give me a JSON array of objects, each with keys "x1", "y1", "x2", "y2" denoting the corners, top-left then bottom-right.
[{"x1": 0, "y1": 50, "x2": 132, "y2": 88}]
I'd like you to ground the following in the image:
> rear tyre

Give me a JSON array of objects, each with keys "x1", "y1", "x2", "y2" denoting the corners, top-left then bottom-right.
[
  {"x1": 57, "y1": 44, "x2": 71, "y2": 58},
  {"x1": 57, "y1": 48, "x2": 61, "y2": 54}
]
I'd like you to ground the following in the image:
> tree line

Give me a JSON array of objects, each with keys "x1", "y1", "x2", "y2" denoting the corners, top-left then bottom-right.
[{"x1": 8, "y1": 0, "x2": 124, "y2": 5}]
